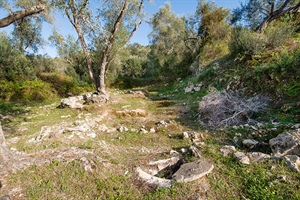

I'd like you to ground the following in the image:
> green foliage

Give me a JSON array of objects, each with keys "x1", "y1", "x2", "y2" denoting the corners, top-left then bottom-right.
[
  {"x1": 264, "y1": 22, "x2": 295, "y2": 49},
  {"x1": 38, "y1": 72, "x2": 91, "y2": 96},
  {"x1": 0, "y1": 79, "x2": 56, "y2": 102},
  {"x1": 229, "y1": 27, "x2": 266, "y2": 58},
  {"x1": 147, "y1": 2, "x2": 191, "y2": 80},
  {"x1": 0, "y1": 32, "x2": 35, "y2": 81}
]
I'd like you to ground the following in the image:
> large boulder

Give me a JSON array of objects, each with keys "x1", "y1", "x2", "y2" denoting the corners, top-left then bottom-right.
[
  {"x1": 269, "y1": 129, "x2": 300, "y2": 156},
  {"x1": 60, "y1": 96, "x2": 84, "y2": 109}
]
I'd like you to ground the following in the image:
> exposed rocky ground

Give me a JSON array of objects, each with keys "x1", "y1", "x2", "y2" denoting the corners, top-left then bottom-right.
[{"x1": 0, "y1": 88, "x2": 299, "y2": 199}]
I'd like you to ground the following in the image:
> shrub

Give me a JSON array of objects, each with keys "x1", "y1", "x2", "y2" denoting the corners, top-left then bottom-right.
[
  {"x1": 264, "y1": 23, "x2": 295, "y2": 49},
  {"x1": 38, "y1": 73, "x2": 91, "y2": 96},
  {"x1": 0, "y1": 80, "x2": 56, "y2": 102},
  {"x1": 229, "y1": 27, "x2": 266, "y2": 58}
]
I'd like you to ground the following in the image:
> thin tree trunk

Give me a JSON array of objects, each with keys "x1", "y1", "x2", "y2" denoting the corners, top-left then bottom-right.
[
  {"x1": 64, "y1": 1, "x2": 95, "y2": 84},
  {"x1": 96, "y1": 0, "x2": 129, "y2": 94},
  {"x1": 0, "y1": 3, "x2": 45, "y2": 28},
  {"x1": 74, "y1": 25, "x2": 95, "y2": 83}
]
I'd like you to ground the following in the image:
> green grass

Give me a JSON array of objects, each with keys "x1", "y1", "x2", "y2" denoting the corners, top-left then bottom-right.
[{"x1": 202, "y1": 136, "x2": 300, "y2": 200}]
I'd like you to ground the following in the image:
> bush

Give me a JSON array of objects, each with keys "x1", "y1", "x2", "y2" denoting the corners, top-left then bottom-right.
[
  {"x1": 0, "y1": 80, "x2": 56, "y2": 102},
  {"x1": 264, "y1": 23, "x2": 294, "y2": 49},
  {"x1": 38, "y1": 73, "x2": 91, "y2": 96},
  {"x1": 0, "y1": 32, "x2": 36, "y2": 82},
  {"x1": 229, "y1": 27, "x2": 266, "y2": 58}
]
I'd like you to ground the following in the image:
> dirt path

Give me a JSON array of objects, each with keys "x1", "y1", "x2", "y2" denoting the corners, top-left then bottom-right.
[{"x1": 0, "y1": 90, "x2": 212, "y2": 199}]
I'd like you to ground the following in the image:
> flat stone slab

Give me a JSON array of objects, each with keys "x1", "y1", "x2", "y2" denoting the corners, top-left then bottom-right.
[
  {"x1": 172, "y1": 160, "x2": 214, "y2": 183},
  {"x1": 136, "y1": 167, "x2": 172, "y2": 188}
]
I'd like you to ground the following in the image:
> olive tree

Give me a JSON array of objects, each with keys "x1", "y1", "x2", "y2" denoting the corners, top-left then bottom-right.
[
  {"x1": 57, "y1": 0, "x2": 145, "y2": 95},
  {"x1": 232, "y1": 0, "x2": 300, "y2": 33}
]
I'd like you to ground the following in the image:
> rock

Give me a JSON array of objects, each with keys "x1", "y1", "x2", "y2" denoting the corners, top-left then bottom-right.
[
  {"x1": 246, "y1": 152, "x2": 270, "y2": 163},
  {"x1": 87, "y1": 132, "x2": 96, "y2": 138},
  {"x1": 220, "y1": 145, "x2": 236, "y2": 157},
  {"x1": 61, "y1": 96, "x2": 84, "y2": 109},
  {"x1": 269, "y1": 130, "x2": 300, "y2": 156},
  {"x1": 98, "y1": 124, "x2": 109, "y2": 132},
  {"x1": 292, "y1": 124, "x2": 300, "y2": 129},
  {"x1": 182, "y1": 132, "x2": 189, "y2": 139},
  {"x1": 89, "y1": 93, "x2": 110, "y2": 103},
  {"x1": 180, "y1": 148, "x2": 188, "y2": 153},
  {"x1": 156, "y1": 120, "x2": 168, "y2": 127},
  {"x1": 284, "y1": 155, "x2": 300, "y2": 172},
  {"x1": 234, "y1": 151, "x2": 250, "y2": 165},
  {"x1": 0, "y1": 195, "x2": 11, "y2": 200},
  {"x1": 170, "y1": 149, "x2": 179, "y2": 155},
  {"x1": 190, "y1": 145, "x2": 202, "y2": 157},
  {"x1": 118, "y1": 126, "x2": 129, "y2": 133},
  {"x1": 184, "y1": 85, "x2": 194, "y2": 93},
  {"x1": 148, "y1": 157, "x2": 180, "y2": 171},
  {"x1": 277, "y1": 174, "x2": 287, "y2": 181},
  {"x1": 172, "y1": 160, "x2": 214, "y2": 183},
  {"x1": 149, "y1": 127, "x2": 156, "y2": 133},
  {"x1": 136, "y1": 167, "x2": 172, "y2": 188},
  {"x1": 243, "y1": 139, "x2": 259, "y2": 149},
  {"x1": 140, "y1": 128, "x2": 148, "y2": 134}
]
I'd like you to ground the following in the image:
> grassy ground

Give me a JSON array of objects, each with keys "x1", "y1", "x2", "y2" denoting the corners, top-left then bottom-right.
[{"x1": 0, "y1": 85, "x2": 299, "y2": 199}]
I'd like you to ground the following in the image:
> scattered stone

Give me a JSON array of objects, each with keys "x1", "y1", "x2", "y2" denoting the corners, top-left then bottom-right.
[
  {"x1": 136, "y1": 167, "x2": 172, "y2": 188},
  {"x1": 234, "y1": 151, "x2": 250, "y2": 165},
  {"x1": 242, "y1": 139, "x2": 259, "y2": 149},
  {"x1": 172, "y1": 160, "x2": 214, "y2": 183},
  {"x1": 61, "y1": 96, "x2": 84, "y2": 109},
  {"x1": 87, "y1": 132, "x2": 96, "y2": 138},
  {"x1": 291, "y1": 124, "x2": 300, "y2": 129},
  {"x1": 98, "y1": 124, "x2": 109, "y2": 133},
  {"x1": 246, "y1": 152, "x2": 270, "y2": 163},
  {"x1": 140, "y1": 128, "x2": 148, "y2": 134},
  {"x1": 220, "y1": 145, "x2": 236, "y2": 157},
  {"x1": 180, "y1": 148, "x2": 188, "y2": 153},
  {"x1": 61, "y1": 115, "x2": 71, "y2": 119},
  {"x1": 156, "y1": 120, "x2": 168, "y2": 127},
  {"x1": 118, "y1": 126, "x2": 129, "y2": 133},
  {"x1": 277, "y1": 174, "x2": 287, "y2": 181},
  {"x1": 184, "y1": 83, "x2": 203, "y2": 93},
  {"x1": 148, "y1": 157, "x2": 180, "y2": 171},
  {"x1": 182, "y1": 132, "x2": 189, "y2": 139},
  {"x1": 284, "y1": 155, "x2": 300, "y2": 172},
  {"x1": 149, "y1": 127, "x2": 156, "y2": 133},
  {"x1": 170, "y1": 149, "x2": 179, "y2": 155},
  {"x1": 269, "y1": 130, "x2": 300, "y2": 156},
  {"x1": 190, "y1": 145, "x2": 201, "y2": 157}
]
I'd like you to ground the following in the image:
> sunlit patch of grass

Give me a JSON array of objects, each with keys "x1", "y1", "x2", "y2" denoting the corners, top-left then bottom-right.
[{"x1": 202, "y1": 137, "x2": 300, "y2": 200}]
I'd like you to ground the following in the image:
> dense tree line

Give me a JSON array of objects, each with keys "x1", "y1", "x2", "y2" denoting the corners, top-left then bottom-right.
[{"x1": 0, "y1": 0, "x2": 299, "y2": 101}]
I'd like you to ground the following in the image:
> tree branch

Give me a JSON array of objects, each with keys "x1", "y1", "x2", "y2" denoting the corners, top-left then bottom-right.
[{"x1": 0, "y1": 3, "x2": 45, "y2": 28}]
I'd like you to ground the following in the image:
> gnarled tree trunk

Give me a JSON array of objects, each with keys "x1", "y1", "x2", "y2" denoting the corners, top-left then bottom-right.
[{"x1": 256, "y1": 1, "x2": 300, "y2": 33}]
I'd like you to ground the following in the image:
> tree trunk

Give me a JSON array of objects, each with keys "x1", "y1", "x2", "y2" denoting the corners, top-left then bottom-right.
[
  {"x1": 64, "y1": 1, "x2": 95, "y2": 84},
  {"x1": 74, "y1": 25, "x2": 95, "y2": 83},
  {"x1": 96, "y1": 0, "x2": 129, "y2": 94},
  {"x1": 256, "y1": 2, "x2": 300, "y2": 33},
  {"x1": 0, "y1": 3, "x2": 45, "y2": 28}
]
